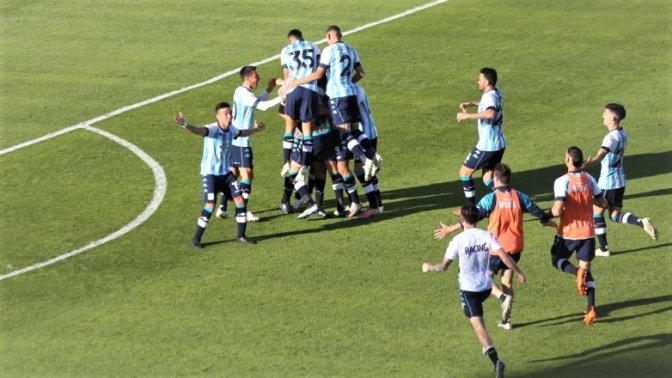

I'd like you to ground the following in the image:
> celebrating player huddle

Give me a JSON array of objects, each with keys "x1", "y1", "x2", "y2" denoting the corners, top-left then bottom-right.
[{"x1": 169, "y1": 26, "x2": 659, "y2": 378}]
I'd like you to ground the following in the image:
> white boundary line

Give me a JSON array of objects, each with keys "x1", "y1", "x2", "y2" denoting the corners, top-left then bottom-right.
[
  {"x1": 0, "y1": 126, "x2": 167, "y2": 281},
  {"x1": 0, "y1": 0, "x2": 447, "y2": 156},
  {"x1": 0, "y1": 0, "x2": 447, "y2": 280}
]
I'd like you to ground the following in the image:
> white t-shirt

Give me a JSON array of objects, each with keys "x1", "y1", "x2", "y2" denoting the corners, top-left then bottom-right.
[{"x1": 444, "y1": 228, "x2": 502, "y2": 292}]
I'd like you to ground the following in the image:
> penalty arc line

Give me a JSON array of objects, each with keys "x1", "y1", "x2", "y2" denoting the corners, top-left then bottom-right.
[
  {"x1": 0, "y1": 0, "x2": 448, "y2": 280},
  {"x1": 0, "y1": 0, "x2": 448, "y2": 157},
  {"x1": 0, "y1": 125, "x2": 168, "y2": 281}
]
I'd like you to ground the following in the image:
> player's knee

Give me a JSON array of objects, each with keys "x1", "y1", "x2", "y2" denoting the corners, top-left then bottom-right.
[{"x1": 204, "y1": 202, "x2": 216, "y2": 210}]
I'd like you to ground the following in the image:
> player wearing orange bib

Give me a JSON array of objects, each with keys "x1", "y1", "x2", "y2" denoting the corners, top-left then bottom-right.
[
  {"x1": 546, "y1": 147, "x2": 608, "y2": 325},
  {"x1": 435, "y1": 164, "x2": 556, "y2": 329}
]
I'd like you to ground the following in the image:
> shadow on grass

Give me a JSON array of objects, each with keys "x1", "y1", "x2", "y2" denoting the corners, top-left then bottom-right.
[
  {"x1": 206, "y1": 151, "x2": 672, "y2": 243},
  {"x1": 515, "y1": 333, "x2": 672, "y2": 378},
  {"x1": 614, "y1": 241, "x2": 672, "y2": 255}
]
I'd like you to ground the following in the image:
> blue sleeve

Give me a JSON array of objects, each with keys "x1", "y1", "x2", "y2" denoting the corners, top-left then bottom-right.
[
  {"x1": 476, "y1": 193, "x2": 496, "y2": 221},
  {"x1": 517, "y1": 191, "x2": 551, "y2": 224}
]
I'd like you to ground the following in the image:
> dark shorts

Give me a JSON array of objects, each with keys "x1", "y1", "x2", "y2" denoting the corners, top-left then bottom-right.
[
  {"x1": 230, "y1": 146, "x2": 254, "y2": 168},
  {"x1": 285, "y1": 87, "x2": 320, "y2": 122},
  {"x1": 201, "y1": 173, "x2": 241, "y2": 203},
  {"x1": 463, "y1": 147, "x2": 505, "y2": 170},
  {"x1": 313, "y1": 129, "x2": 338, "y2": 162},
  {"x1": 489, "y1": 252, "x2": 522, "y2": 275},
  {"x1": 329, "y1": 95, "x2": 361, "y2": 126},
  {"x1": 550, "y1": 235, "x2": 595, "y2": 263},
  {"x1": 603, "y1": 187, "x2": 625, "y2": 209},
  {"x1": 459, "y1": 289, "x2": 492, "y2": 318}
]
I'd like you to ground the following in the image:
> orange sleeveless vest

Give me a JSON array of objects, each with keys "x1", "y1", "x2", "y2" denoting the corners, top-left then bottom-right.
[
  {"x1": 558, "y1": 172, "x2": 595, "y2": 239},
  {"x1": 487, "y1": 188, "x2": 524, "y2": 254}
]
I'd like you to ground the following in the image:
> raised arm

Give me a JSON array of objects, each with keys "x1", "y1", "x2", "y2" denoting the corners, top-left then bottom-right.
[{"x1": 173, "y1": 112, "x2": 208, "y2": 136}]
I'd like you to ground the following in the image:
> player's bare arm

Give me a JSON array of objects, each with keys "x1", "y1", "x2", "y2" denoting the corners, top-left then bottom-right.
[
  {"x1": 290, "y1": 66, "x2": 326, "y2": 87},
  {"x1": 433, "y1": 221, "x2": 462, "y2": 239},
  {"x1": 422, "y1": 258, "x2": 452, "y2": 273},
  {"x1": 239, "y1": 121, "x2": 266, "y2": 137},
  {"x1": 492, "y1": 248, "x2": 526, "y2": 283},
  {"x1": 549, "y1": 199, "x2": 565, "y2": 218},
  {"x1": 352, "y1": 66, "x2": 365, "y2": 83},
  {"x1": 456, "y1": 108, "x2": 495, "y2": 123},
  {"x1": 173, "y1": 112, "x2": 207, "y2": 136},
  {"x1": 459, "y1": 101, "x2": 480, "y2": 112},
  {"x1": 582, "y1": 147, "x2": 608, "y2": 169}
]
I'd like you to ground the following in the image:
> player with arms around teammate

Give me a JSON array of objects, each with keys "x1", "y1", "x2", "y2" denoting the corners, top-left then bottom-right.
[
  {"x1": 289, "y1": 25, "x2": 380, "y2": 182},
  {"x1": 173, "y1": 103, "x2": 264, "y2": 249},
  {"x1": 434, "y1": 163, "x2": 556, "y2": 329},
  {"x1": 582, "y1": 103, "x2": 658, "y2": 257},
  {"x1": 422, "y1": 203, "x2": 526, "y2": 378},
  {"x1": 280, "y1": 29, "x2": 321, "y2": 180},
  {"x1": 546, "y1": 147, "x2": 608, "y2": 325},
  {"x1": 455, "y1": 68, "x2": 505, "y2": 214},
  {"x1": 218, "y1": 66, "x2": 279, "y2": 222}
]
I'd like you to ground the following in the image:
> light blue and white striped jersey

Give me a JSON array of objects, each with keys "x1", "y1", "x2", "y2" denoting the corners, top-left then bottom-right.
[
  {"x1": 280, "y1": 40, "x2": 321, "y2": 93},
  {"x1": 476, "y1": 88, "x2": 506, "y2": 151},
  {"x1": 354, "y1": 84, "x2": 378, "y2": 139},
  {"x1": 599, "y1": 128, "x2": 628, "y2": 190},
  {"x1": 232, "y1": 85, "x2": 269, "y2": 147},
  {"x1": 319, "y1": 42, "x2": 361, "y2": 98},
  {"x1": 200, "y1": 123, "x2": 241, "y2": 176}
]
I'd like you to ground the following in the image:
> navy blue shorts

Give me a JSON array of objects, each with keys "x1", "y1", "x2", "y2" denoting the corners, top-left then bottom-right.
[
  {"x1": 329, "y1": 95, "x2": 361, "y2": 126},
  {"x1": 463, "y1": 147, "x2": 505, "y2": 170},
  {"x1": 313, "y1": 129, "x2": 338, "y2": 162},
  {"x1": 550, "y1": 235, "x2": 595, "y2": 263},
  {"x1": 459, "y1": 289, "x2": 492, "y2": 318},
  {"x1": 285, "y1": 87, "x2": 320, "y2": 122},
  {"x1": 230, "y1": 146, "x2": 254, "y2": 168},
  {"x1": 603, "y1": 187, "x2": 625, "y2": 209},
  {"x1": 201, "y1": 173, "x2": 241, "y2": 203},
  {"x1": 489, "y1": 252, "x2": 522, "y2": 275}
]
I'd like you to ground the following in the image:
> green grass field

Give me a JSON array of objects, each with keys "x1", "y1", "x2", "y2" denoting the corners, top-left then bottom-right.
[{"x1": 1, "y1": 0, "x2": 671, "y2": 377}]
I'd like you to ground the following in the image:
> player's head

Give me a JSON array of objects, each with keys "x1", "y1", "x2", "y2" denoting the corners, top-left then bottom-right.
[
  {"x1": 566, "y1": 146, "x2": 584, "y2": 169},
  {"x1": 478, "y1": 67, "x2": 498, "y2": 91},
  {"x1": 215, "y1": 102, "x2": 232, "y2": 127},
  {"x1": 460, "y1": 203, "x2": 480, "y2": 226},
  {"x1": 287, "y1": 29, "x2": 303, "y2": 43},
  {"x1": 240, "y1": 65, "x2": 260, "y2": 89},
  {"x1": 603, "y1": 103, "x2": 626, "y2": 126},
  {"x1": 493, "y1": 163, "x2": 512, "y2": 185},
  {"x1": 326, "y1": 25, "x2": 342, "y2": 44}
]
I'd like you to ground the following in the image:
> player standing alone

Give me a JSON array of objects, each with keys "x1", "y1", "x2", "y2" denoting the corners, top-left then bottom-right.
[
  {"x1": 582, "y1": 103, "x2": 658, "y2": 256},
  {"x1": 455, "y1": 68, "x2": 505, "y2": 215}
]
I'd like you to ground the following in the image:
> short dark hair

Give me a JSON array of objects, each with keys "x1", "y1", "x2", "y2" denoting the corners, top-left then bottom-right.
[
  {"x1": 567, "y1": 146, "x2": 584, "y2": 168},
  {"x1": 239, "y1": 66, "x2": 257, "y2": 79},
  {"x1": 287, "y1": 29, "x2": 303, "y2": 40},
  {"x1": 215, "y1": 102, "x2": 230, "y2": 112},
  {"x1": 460, "y1": 203, "x2": 480, "y2": 225},
  {"x1": 493, "y1": 163, "x2": 512, "y2": 185},
  {"x1": 480, "y1": 67, "x2": 498, "y2": 86},
  {"x1": 326, "y1": 25, "x2": 342, "y2": 38},
  {"x1": 605, "y1": 103, "x2": 626, "y2": 122}
]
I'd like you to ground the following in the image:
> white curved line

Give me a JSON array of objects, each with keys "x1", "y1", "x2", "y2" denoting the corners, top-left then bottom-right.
[{"x1": 0, "y1": 125, "x2": 167, "y2": 281}]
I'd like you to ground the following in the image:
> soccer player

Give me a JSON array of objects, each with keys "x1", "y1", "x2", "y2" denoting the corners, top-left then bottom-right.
[
  {"x1": 455, "y1": 67, "x2": 505, "y2": 215},
  {"x1": 220, "y1": 66, "x2": 280, "y2": 222},
  {"x1": 354, "y1": 83, "x2": 384, "y2": 219},
  {"x1": 172, "y1": 103, "x2": 264, "y2": 249},
  {"x1": 434, "y1": 163, "x2": 556, "y2": 329},
  {"x1": 546, "y1": 147, "x2": 608, "y2": 325},
  {"x1": 582, "y1": 103, "x2": 658, "y2": 257},
  {"x1": 280, "y1": 29, "x2": 321, "y2": 180},
  {"x1": 422, "y1": 203, "x2": 526, "y2": 378},
  {"x1": 288, "y1": 25, "x2": 380, "y2": 183}
]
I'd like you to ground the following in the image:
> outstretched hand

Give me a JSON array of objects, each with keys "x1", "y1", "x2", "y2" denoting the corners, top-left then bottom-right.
[
  {"x1": 433, "y1": 221, "x2": 457, "y2": 239},
  {"x1": 173, "y1": 112, "x2": 187, "y2": 127}
]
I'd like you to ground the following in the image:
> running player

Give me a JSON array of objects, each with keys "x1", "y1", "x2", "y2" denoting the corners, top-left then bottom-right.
[
  {"x1": 547, "y1": 147, "x2": 608, "y2": 325},
  {"x1": 455, "y1": 67, "x2": 505, "y2": 215},
  {"x1": 172, "y1": 103, "x2": 263, "y2": 249},
  {"x1": 582, "y1": 103, "x2": 658, "y2": 256},
  {"x1": 423, "y1": 203, "x2": 526, "y2": 378}
]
